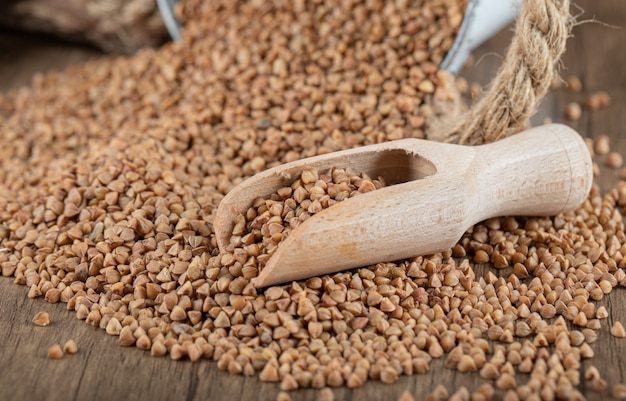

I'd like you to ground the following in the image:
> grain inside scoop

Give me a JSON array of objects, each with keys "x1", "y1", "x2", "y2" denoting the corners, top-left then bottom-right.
[{"x1": 214, "y1": 124, "x2": 593, "y2": 287}]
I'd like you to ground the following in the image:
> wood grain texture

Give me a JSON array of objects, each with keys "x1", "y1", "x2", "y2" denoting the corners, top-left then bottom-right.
[{"x1": 0, "y1": 1, "x2": 625, "y2": 400}]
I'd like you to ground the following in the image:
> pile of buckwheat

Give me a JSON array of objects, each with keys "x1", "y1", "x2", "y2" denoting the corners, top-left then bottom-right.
[
  {"x1": 2, "y1": 0, "x2": 626, "y2": 400},
  {"x1": 231, "y1": 166, "x2": 387, "y2": 273}
]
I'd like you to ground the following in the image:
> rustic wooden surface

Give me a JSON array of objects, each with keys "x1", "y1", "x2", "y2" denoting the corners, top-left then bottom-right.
[{"x1": 0, "y1": 1, "x2": 625, "y2": 399}]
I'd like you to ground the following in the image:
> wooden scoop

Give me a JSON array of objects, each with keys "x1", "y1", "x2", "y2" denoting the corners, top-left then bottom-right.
[{"x1": 214, "y1": 124, "x2": 593, "y2": 288}]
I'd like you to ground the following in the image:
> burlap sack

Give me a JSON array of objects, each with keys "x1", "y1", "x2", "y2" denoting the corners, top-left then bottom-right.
[{"x1": 0, "y1": 0, "x2": 167, "y2": 53}]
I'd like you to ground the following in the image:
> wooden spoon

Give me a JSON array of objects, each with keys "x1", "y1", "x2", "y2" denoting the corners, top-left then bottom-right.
[{"x1": 214, "y1": 124, "x2": 593, "y2": 288}]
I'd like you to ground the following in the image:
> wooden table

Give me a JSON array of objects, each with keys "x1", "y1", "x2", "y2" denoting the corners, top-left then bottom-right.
[{"x1": 1, "y1": 1, "x2": 625, "y2": 399}]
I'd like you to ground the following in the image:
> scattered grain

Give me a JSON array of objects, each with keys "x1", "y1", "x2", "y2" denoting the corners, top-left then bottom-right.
[
  {"x1": 32, "y1": 311, "x2": 50, "y2": 327},
  {"x1": 276, "y1": 391, "x2": 292, "y2": 401},
  {"x1": 449, "y1": 386, "x2": 470, "y2": 401},
  {"x1": 473, "y1": 383, "x2": 494, "y2": 401},
  {"x1": 398, "y1": 391, "x2": 415, "y2": 401},
  {"x1": 591, "y1": 377, "x2": 608, "y2": 392},
  {"x1": 502, "y1": 390, "x2": 519, "y2": 401},
  {"x1": 151, "y1": 341, "x2": 167, "y2": 357},
  {"x1": 318, "y1": 387, "x2": 334, "y2": 401},
  {"x1": 457, "y1": 354, "x2": 477, "y2": 372},
  {"x1": 611, "y1": 321, "x2": 626, "y2": 338},
  {"x1": 607, "y1": 152, "x2": 624, "y2": 168},
  {"x1": 432, "y1": 384, "x2": 449, "y2": 400},
  {"x1": 474, "y1": 250, "x2": 490, "y2": 264},
  {"x1": 586, "y1": 91, "x2": 611, "y2": 111},
  {"x1": 566, "y1": 75, "x2": 583, "y2": 92},
  {"x1": 496, "y1": 373, "x2": 517, "y2": 390},
  {"x1": 63, "y1": 339, "x2": 78, "y2": 354},
  {"x1": 480, "y1": 363, "x2": 499, "y2": 380},
  {"x1": 595, "y1": 135, "x2": 611, "y2": 155},
  {"x1": 47, "y1": 344, "x2": 63, "y2": 359},
  {"x1": 0, "y1": 0, "x2": 624, "y2": 395},
  {"x1": 613, "y1": 384, "x2": 626, "y2": 400},
  {"x1": 580, "y1": 343, "x2": 595, "y2": 359},
  {"x1": 565, "y1": 102, "x2": 582, "y2": 121},
  {"x1": 280, "y1": 374, "x2": 298, "y2": 391}
]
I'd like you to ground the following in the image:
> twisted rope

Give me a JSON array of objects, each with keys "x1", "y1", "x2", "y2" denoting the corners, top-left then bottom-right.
[{"x1": 446, "y1": 0, "x2": 573, "y2": 145}]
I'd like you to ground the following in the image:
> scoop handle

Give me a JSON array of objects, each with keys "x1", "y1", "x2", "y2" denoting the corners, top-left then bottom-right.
[
  {"x1": 469, "y1": 124, "x2": 593, "y2": 222},
  {"x1": 252, "y1": 124, "x2": 592, "y2": 287}
]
